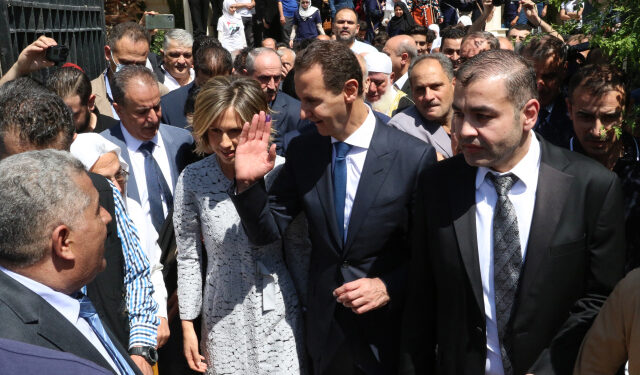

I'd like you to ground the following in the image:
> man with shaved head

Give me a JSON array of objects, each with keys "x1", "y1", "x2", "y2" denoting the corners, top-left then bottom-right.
[{"x1": 383, "y1": 35, "x2": 418, "y2": 98}]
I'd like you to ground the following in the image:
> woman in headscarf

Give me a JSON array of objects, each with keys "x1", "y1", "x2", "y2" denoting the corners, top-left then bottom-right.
[
  {"x1": 289, "y1": 0, "x2": 325, "y2": 47},
  {"x1": 387, "y1": 2, "x2": 416, "y2": 37},
  {"x1": 217, "y1": 0, "x2": 247, "y2": 53}
]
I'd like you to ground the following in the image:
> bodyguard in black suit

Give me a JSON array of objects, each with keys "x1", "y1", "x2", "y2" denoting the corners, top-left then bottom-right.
[
  {"x1": 231, "y1": 41, "x2": 436, "y2": 374},
  {"x1": 401, "y1": 50, "x2": 625, "y2": 375},
  {"x1": 0, "y1": 150, "x2": 142, "y2": 375}
]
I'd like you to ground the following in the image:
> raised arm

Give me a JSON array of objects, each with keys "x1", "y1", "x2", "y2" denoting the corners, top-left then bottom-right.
[{"x1": 0, "y1": 35, "x2": 57, "y2": 86}]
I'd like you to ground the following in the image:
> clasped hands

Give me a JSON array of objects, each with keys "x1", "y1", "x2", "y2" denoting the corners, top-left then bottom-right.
[{"x1": 333, "y1": 277, "x2": 390, "y2": 314}]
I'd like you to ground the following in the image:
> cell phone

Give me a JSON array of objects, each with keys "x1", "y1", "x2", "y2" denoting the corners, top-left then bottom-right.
[
  {"x1": 45, "y1": 45, "x2": 69, "y2": 63},
  {"x1": 145, "y1": 14, "x2": 175, "y2": 30}
]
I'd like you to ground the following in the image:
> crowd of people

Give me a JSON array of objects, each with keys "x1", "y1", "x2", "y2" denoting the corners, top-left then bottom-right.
[{"x1": 0, "y1": 0, "x2": 638, "y2": 375}]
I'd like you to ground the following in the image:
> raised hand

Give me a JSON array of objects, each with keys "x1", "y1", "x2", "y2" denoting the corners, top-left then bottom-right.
[{"x1": 235, "y1": 111, "x2": 277, "y2": 192}]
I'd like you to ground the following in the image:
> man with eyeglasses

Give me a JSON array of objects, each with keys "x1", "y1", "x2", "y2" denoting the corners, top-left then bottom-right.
[
  {"x1": 91, "y1": 22, "x2": 170, "y2": 120},
  {"x1": 243, "y1": 47, "x2": 307, "y2": 155},
  {"x1": 159, "y1": 29, "x2": 195, "y2": 92}
]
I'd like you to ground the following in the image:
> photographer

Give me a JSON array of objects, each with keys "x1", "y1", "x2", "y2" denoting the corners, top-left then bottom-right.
[{"x1": 0, "y1": 35, "x2": 57, "y2": 86}]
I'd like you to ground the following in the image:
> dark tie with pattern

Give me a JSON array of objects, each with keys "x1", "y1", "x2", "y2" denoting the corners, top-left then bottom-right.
[
  {"x1": 488, "y1": 172, "x2": 521, "y2": 375},
  {"x1": 138, "y1": 141, "x2": 173, "y2": 234},
  {"x1": 333, "y1": 142, "x2": 352, "y2": 243},
  {"x1": 77, "y1": 293, "x2": 136, "y2": 375}
]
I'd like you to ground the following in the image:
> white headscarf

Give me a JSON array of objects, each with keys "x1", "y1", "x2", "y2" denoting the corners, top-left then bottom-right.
[
  {"x1": 222, "y1": 0, "x2": 242, "y2": 21},
  {"x1": 298, "y1": 0, "x2": 319, "y2": 21},
  {"x1": 428, "y1": 23, "x2": 440, "y2": 38},
  {"x1": 70, "y1": 133, "x2": 129, "y2": 173}
]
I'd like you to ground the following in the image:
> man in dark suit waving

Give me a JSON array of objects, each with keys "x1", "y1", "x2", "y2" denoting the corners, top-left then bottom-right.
[
  {"x1": 401, "y1": 50, "x2": 626, "y2": 375},
  {"x1": 0, "y1": 149, "x2": 142, "y2": 375},
  {"x1": 230, "y1": 40, "x2": 436, "y2": 374}
]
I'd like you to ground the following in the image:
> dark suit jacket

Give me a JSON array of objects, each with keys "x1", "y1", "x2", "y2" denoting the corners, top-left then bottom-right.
[
  {"x1": 535, "y1": 95, "x2": 574, "y2": 149},
  {"x1": 87, "y1": 173, "x2": 128, "y2": 349},
  {"x1": 401, "y1": 136, "x2": 626, "y2": 375},
  {"x1": 231, "y1": 120, "x2": 436, "y2": 374},
  {"x1": 0, "y1": 338, "x2": 113, "y2": 375},
  {"x1": 0, "y1": 271, "x2": 142, "y2": 375},
  {"x1": 160, "y1": 81, "x2": 194, "y2": 129},
  {"x1": 100, "y1": 123, "x2": 195, "y2": 205},
  {"x1": 271, "y1": 91, "x2": 308, "y2": 156}
]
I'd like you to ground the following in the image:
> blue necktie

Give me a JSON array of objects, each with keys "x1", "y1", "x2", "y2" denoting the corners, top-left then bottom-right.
[
  {"x1": 77, "y1": 293, "x2": 136, "y2": 375},
  {"x1": 138, "y1": 141, "x2": 173, "y2": 234},
  {"x1": 333, "y1": 142, "x2": 352, "y2": 243}
]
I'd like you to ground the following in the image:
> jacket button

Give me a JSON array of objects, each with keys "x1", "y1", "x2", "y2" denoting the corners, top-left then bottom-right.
[{"x1": 342, "y1": 261, "x2": 349, "y2": 268}]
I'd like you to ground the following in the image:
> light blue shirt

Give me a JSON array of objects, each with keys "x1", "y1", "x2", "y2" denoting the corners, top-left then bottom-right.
[{"x1": 0, "y1": 266, "x2": 121, "y2": 374}]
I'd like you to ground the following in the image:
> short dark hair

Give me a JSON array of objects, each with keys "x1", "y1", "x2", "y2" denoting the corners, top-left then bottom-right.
[
  {"x1": 233, "y1": 47, "x2": 252, "y2": 75},
  {"x1": 521, "y1": 34, "x2": 566, "y2": 63},
  {"x1": 456, "y1": 49, "x2": 537, "y2": 113},
  {"x1": 194, "y1": 43, "x2": 233, "y2": 77},
  {"x1": 46, "y1": 67, "x2": 92, "y2": 106},
  {"x1": 568, "y1": 64, "x2": 627, "y2": 105},
  {"x1": 111, "y1": 65, "x2": 158, "y2": 105},
  {"x1": 426, "y1": 29, "x2": 437, "y2": 44},
  {"x1": 192, "y1": 35, "x2": 222, "y2": 59},
  {"x1": 461, "y1": 31, "x2": 500, "y2": 51},
  {"x1": 0, "y1": 86, "x2": 75, "y2": 157},
  {"x1": 407, "y1": 25, "x2": 428, "y2": 38},
  {"x1": 440, "y1": 26, "x2": 466, "y2": 47},
  {"x1": 295, "y1": 40, "x2": 363, "y2": 95},
  {"x1": 107, "y1": 22, "x2": 150, "y2": 51},
  {"x1": 510, "y1": 23, "x2": 532, "y2": 32}
]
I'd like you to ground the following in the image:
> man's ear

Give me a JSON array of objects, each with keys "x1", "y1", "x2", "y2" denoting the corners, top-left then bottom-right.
[
  {"x1": 104, "y1": 45, "x2": 112, "y2": 62},
  {"x1": 343, "y1": 78, "x2": 359, "y2": 103},
  {"x1": 401, "y1": 52, "x2": 409, "y2": 65},
  {"x1": 160, "y1": 48, "x2": 164, "y2": 57},
  {"x1": 88, "y1": 94, "x2": 96, "y2": 112},
  {"x1": 390, "y1": 71, "x2": 395, "y2": 83},
  {"x1": 113, "y1": 101, "x2": 123, "y2": 119},
  {"x1": 522, "y1": 98, "x2": 540, "y2": 131},
  {"x1": 51, "y1": 225, "x2": 75, "y2": 261},
  {"x1": 565, "y1": 97, "x2": 573, "y2": 121}
]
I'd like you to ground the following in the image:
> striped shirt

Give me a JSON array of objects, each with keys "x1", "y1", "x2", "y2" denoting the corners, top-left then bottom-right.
[{"x1": 110, "y1": 182, "x2": 160, "y2": 348}]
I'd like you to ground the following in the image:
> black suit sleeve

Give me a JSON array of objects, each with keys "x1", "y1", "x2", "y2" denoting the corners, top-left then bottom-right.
[{"x1": 530, "y1": 172, "x2": 626, "y2": 375}]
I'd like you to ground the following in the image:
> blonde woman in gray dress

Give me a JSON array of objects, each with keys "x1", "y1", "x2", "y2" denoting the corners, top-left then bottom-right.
[{"x1": 174, "y1": 76, "x2": 305, "y2": 374}]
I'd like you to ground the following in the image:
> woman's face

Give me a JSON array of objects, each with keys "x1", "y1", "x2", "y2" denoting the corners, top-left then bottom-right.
[
  {"x1": 394, "y1": 6, "x2": 403, "y2": 18},
  {"x1": 90, "y1": 151, "x2": 126, "y2": 193},
  {"x1": 207, "y1": 107, "x2": 243, "y2": 167},
  {"x1": 301, "y1": 0, "x2": 310, "y2": 9}
]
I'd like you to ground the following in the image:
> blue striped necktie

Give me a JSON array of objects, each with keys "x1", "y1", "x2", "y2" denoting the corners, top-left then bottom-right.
[
  {"x1": 138, "y1": 141, "x2": 173, "y2": 234},
  {"x1": 333, "y1": 142, "x2": 352, "y2": 243},
  {"x1": 77, "y1": 293, "x2": 136, "y2": 375}
]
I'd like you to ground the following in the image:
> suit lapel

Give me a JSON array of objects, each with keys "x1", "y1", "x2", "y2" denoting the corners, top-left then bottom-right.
[
  {"x1": 344, "y1": 122, "x2": 397, "y2": 252},
  {"x1": 158, "y1": 125, "x2": 179, "y2": 186},
  {"x1": 313, "y1": 137, "x2": 343, "y2": 250},
  {"x1": 109, "y1": 125, "x2": 140, "y2": 203},
  {"x1": 450, "y1": 161, "x2": 484, "y2": 312},
  {"x1": 518, "y1": 139, "x2": 573, "y2": 298}
]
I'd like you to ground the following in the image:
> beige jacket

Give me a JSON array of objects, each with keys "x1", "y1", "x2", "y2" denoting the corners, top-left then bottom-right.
[
  {"x1": 90, "y1": 70, "x2": 170, "y2": 118},
  {"x1": 574, "y1": 268, "x2": 640, "y2": 374}
]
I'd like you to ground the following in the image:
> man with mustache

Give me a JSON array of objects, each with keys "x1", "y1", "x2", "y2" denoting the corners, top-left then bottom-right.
[
  {"x1": 244, "y1": 47, "x2": 307, "y2": 155},
  {"x1": 402, "y1": 50, "x2": 625, "y2": 375},
  {"x1": 159, "y1": 29, "x2": 195, "y2": 92},
  {"x1": 388, "y1": 53, "x2": 455, "y2": 160}
]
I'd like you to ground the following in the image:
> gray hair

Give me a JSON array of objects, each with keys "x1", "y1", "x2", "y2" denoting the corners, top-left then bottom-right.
[
  {"x1": 163, "y1": 29, "x2": 194, "y2": 51},
  {"x1": 246, "y1": 47, "x2": 281, "y2": 75},
  {"x1": 0, "y1": 150, "x2": 91, "y2": 268},
  {"x1": 111, "y1": 65, "x2": 158, "y2": 105},
  {"x1": 456, "y1": 49, "x2": 537, "y2": 113},
  {"x1": 276, "y1": 47, "x2": 296, "y2": 60},
  {"x1": 409, "y1": 53, "x2": 454, "y2": 82}
]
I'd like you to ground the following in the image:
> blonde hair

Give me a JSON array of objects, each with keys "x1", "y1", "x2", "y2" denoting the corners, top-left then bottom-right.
[{"x1": 192, "y1": 75, "x2": 270, "y2": 155}]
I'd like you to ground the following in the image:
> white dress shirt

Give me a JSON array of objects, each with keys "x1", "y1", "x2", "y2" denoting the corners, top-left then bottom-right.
[
  {"x1": 0, "y1": 266, "x2": 121, "y2": 374},
  {"x1": 162, "y1": 66, "x2": 195, "y2": 92},
  {"x1": 103, "y1": 72, "x2": 119, "y2": 120},
  {"x1": 331, "y1": 105, "x2": 377, "y2": 241},
  {"x1": 394, "y1": 72, "x2": 409, "y2": 92},
  {"x1": 474, "y1": 134, "x2": 541, "y2": 375}
]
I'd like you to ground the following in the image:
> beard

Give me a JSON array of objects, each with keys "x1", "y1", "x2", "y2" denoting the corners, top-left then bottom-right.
[{"x1": 370, "y1": 86, "x2": 398, "y2": 115}]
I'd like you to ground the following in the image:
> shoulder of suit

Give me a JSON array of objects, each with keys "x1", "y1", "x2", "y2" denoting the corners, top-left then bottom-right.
[
  {"x1": 159, "y1": 123, "x2": 193, "y2": 141},
  {"x1": 376, "y1": 120, "x2": 432, "y2": 153},
  {"x1": 388, "y1": 106, "x2": 419, "y2": 127},
  {"x1": 542, "y1": 137, "x2": 617, "y2": 180},
  {"x1": 161, "y1": 82, "x2": 191, "y2": 101}
]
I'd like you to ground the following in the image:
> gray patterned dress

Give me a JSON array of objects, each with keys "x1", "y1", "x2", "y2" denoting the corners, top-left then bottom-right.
[{"x1": 174, "y1": 155, "x2": 306, "y2": 374}]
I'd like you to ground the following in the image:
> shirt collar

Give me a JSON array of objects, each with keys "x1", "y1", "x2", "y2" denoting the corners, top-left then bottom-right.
[
  {"x1": 0, "y1": 266, "x2": 81, "y2": 323},
  {"x1": 104, "y1": 70, "x2": 113, "y2": 102},
  {"x1": 331, "y1": 104, "x2": 377, "y2": 150},
  {"x1": 394, "y1": 72, "x2": 409, "y2": 91},
  {"x1": 475, "y1": 133, "x2": 541, "y2": 190},
  {"x1": 120, "y1": 122, "x2": 162, "y2": 153}
]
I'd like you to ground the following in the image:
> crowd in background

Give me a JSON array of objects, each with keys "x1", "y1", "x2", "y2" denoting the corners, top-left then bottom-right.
[{"x1": 0, "y1": 0, "x2": 639, "y2": 375}]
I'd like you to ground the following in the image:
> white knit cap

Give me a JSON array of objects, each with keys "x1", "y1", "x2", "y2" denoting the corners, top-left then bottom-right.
[
  {"x1": 458, "y1": 15, "x2": 472, "y2": 26},
  {"x1": 364, "y1": 51, "x2": 392, "y2": 75},
  {"x1": 70, "y1": 133, "x2": 129, "y2": 173}
]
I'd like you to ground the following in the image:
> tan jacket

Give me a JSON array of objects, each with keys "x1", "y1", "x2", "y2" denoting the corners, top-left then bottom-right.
[
  {"x1": 90, "y1": 70, "x2": 170, "y2": 118},
  {"x1": 574, "y1": 268, "x2": 640, "y2": 374}
]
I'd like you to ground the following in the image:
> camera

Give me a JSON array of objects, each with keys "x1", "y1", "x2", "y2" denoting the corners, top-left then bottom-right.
[{"x1": 45, "y1": 45, "x2": 69, "y2": 63}]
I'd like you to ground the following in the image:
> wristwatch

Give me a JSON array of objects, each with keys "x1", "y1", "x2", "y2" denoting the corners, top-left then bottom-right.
[{"x1": 129, "y1": 346, "x2": 158, "y2": 365}]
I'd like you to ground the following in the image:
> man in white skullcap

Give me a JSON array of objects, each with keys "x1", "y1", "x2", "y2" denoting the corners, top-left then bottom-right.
[{"x1": 364, "y1": 51, "x2": 407, "y2": 117}]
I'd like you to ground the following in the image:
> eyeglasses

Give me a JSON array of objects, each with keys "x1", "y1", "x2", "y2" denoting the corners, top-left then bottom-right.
[{"x1": 109, "y1": 167, "x2": 129, "y2": 187}]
